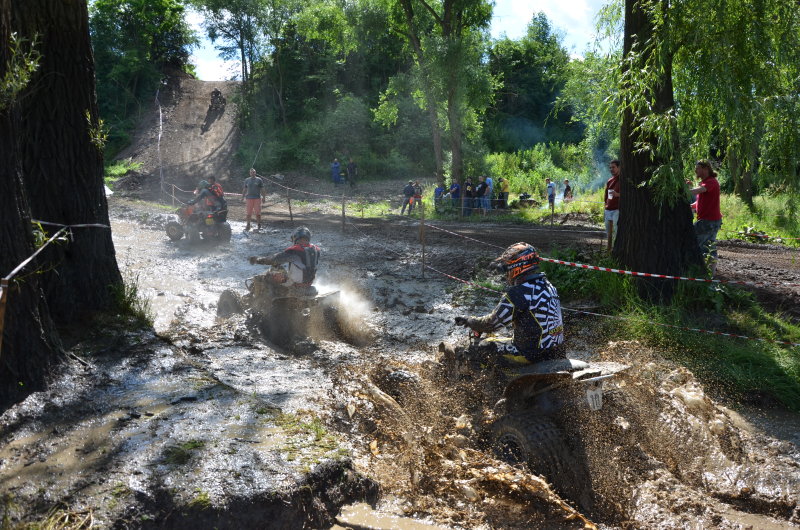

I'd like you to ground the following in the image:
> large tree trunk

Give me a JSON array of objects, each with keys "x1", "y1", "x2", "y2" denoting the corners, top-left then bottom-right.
[
  {"x1": 0, "y1": 0, "x2": 63, "y2": 409},
  {"x1": 12, "y1": 0, "x2": 122, "y2": 323},
  {"x1": 616, "y1": 0, "x2": 702, "y2": 301}
]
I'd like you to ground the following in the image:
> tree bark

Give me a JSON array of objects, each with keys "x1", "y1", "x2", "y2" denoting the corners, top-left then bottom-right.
[
  {"x1": 12, "y1": 0, "x2": 122, "y2": 323},
  {"x1": 0, "y1": 0, "x2": 63, "y2": 410},
  {"x1": 398, "y1": 0, "x2": 444, "y2": 183},
  {"x1": 616, "y1": 0, "x2": 702, "y2": 301}
]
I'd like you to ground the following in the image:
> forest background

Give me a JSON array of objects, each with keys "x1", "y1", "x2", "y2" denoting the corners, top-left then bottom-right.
[{"x1": 91, "y1": 0, "x2": 798, "y2": 208}]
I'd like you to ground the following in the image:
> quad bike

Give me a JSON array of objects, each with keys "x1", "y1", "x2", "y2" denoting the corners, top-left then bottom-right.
[
  {"x1": 165, "y1": 205, "x2": 231, "y2": 243},
  {"x1": 216, "y1": 268, "x2": 348, "y2": 348},
  {"x1": 210, "y1": 92, "x2": 226, "y2": 111},
  {"x1": 440, "y1": 332, "x2": 629, "y2": 510}
]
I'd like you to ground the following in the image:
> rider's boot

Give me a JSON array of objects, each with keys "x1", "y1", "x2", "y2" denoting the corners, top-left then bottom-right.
[{"x1": 245, "y1": 222, "x2": 251, "y2": 231}]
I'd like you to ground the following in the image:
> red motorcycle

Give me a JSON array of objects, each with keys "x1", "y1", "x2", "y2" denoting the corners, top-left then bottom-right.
[{"x1": 165, "y1": 205, "x2": 231, "y2": 243}]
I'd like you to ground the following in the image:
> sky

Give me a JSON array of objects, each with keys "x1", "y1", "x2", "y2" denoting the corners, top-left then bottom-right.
[{"x1": 189, "y1": 0, "x2": 608, "y2": 81}]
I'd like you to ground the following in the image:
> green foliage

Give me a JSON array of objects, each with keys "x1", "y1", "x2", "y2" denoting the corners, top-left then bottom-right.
[
  {"x1": 0, "y1": 33, "x2": 40, "y2": 111},
  {"x1": 110, "y1": 274, "x2": 153, "y2": 327},
  {"x1": 90, "y1": 0, "x2": 197, "y2": 157},
  {"x1": 104, "y1": 159, "x2": 143, "y2": 185},
  {"x1": 485, "y1": 13, "x2": 581, "y2": 152}
]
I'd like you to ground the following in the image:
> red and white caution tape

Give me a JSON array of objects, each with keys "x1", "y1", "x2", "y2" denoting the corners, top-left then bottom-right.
[
  {"x1": 425, "y1": 222, "x2": 800, "y2": 289},
  {"x1": 344, "y1": 217, "x2": 800, "y2": 348}
]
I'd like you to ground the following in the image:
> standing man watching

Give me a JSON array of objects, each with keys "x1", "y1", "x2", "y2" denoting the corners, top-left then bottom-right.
[
  {"x1": 449, "y1": 179, "x2": 461, "y2": 210},
  {"x1": 242, "y1": 168, "x2": 265, "y2": 231},
  {"x1": 604, "y1": 160, "x2": 621, "y2": 252},
  {"x1": 545, "y1": 178, "x2": 556, "y2": 208},
  {"x1": 687, "y1": 160, "x2": 722, "y2": 275},
  {"x1": 347, "y1": 158, "x2": 358, "y2": 188}
]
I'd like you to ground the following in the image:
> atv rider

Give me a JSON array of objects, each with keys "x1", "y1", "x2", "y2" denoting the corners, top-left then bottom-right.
[
  {"x1": 211, "y1": 87, "x2": 222, "y2": 103},
  {"x1": 188, "y1": 180, "x2": 225, "y2": 214},
  {"x1": 248, "y1": 226, "x2": 320, "y2": 297},
  {"x1": 454, "y1": 242, "x2": 565, "y2": 363}
]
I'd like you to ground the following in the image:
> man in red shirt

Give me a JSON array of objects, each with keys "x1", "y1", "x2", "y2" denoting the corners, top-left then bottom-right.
[
  {"x1": 686, "y1": 160, "x2": 722, "y2": 274},
  {"x1": 604, "y1": 160, "x2": 621, "y2": 251}
]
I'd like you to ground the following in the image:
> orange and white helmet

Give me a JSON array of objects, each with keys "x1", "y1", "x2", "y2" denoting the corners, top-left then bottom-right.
[{"x1": 491, "y1": 242, "x2": 541, "y2": 284}]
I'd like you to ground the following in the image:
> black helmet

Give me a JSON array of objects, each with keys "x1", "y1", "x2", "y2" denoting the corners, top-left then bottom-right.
[
  {"x1": 291, "y1": 226, "x2": 312, "y2": 243},
  {"x1": 491, "y1": 242, "x2": 540, "y2": 283},
  {"x1": 197, "y1": 180, "x2": 210, "y2": 189}
]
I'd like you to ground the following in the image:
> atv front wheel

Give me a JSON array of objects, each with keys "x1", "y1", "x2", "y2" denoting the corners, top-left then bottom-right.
[
  {"x1": 217, "y1": 289, "x2": 244, "y2": 317},
  {"x1": 493, "y1": 412, "x2": 592, "y2": 510},
  {"x1": 165, "y1": 221, "x2": 184, "y2": 241}
]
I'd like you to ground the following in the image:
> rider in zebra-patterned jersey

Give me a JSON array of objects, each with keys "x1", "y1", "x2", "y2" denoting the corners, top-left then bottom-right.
[{"x1": 455, "y1": 242, "x2": 565, "y2": 363}]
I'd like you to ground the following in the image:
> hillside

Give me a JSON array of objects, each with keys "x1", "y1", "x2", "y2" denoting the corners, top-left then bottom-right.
[{"x1": 116, "y1": 77, "x2": 241, "y2": 193}]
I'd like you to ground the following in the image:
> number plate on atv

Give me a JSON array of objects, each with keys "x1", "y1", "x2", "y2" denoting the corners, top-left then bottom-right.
[{"x1": 585, "y1": 382, "x2": 603, "y2": 411}]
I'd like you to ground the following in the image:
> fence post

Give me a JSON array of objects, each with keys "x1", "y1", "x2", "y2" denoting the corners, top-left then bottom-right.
[
  {"x1": 341, "y1": 194, "x2": 346, "y2": 232},
  {"x1": 171, "y1": 184, "x2": 175, "y2": 207},
  {"x1": 420, "y1": 201, "x2": 426, "y2": 279},
  {"x1": 550, "y1": 199, "x2": 554, "y2": 229},
  {"x1": 287, "y1": 188, "x2": 293, "y2": 222}
]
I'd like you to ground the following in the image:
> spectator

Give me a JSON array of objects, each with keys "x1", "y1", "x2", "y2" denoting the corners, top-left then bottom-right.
[
  {"x1": 449, "y1": 180, "x2": 461, "y2": 210},
  {"x1": 498, "y1": 177, "x2": 510, "y2": 208},
  {"x1": 687, "y1": 160, "x2": 722, "y2": 275},
  {"x1": 434, "y1": 182, "x2": 445, "y2": 212},
  {"x1": 475, "y1": 176, "x2": 488, "y2": 216},
  {"x1": 400, "y1": 180, "x2": 415, "y2": 215},
  {"x1": 413, "y1": 181, "x2": 423, "y2": 211},
  {"x1": 331, "y1": 158, "x2": 341, "y2": 185},
  {"x1": 605, "y1": 160, "x2": 621, "y2": 252},
  {"x1": 563, "y1": 179, "x2": 573, "y2": 202},
  {"x1": 545, "y1": 178, "x2": 556, "y2": 208},
  {"x1": 485, "y1": 175, "x2": 493, "y2": 211},
  {"x1": 242, "y1": 168, "x2": 264, "y2": 231},
  {"x1": 347, "y1": 158, "x2": 357, "y2": 188},
  {"x1": 463, "y1": 178, "x2": 474, "y2": 216}
]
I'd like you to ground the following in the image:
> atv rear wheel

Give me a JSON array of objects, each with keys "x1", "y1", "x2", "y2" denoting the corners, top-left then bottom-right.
[
  {"x1": 165, "y1": 221, "x2": 184, "y2": 241},
  {"x1": 493, "y1": 412, "x2": 592, "y2": 510},
  {"x1": 187, "y1": 226, "x2": 201, "y2": 244},
  {"x1": 218, "y1": 222, "x2": 232, "y2": 242}
]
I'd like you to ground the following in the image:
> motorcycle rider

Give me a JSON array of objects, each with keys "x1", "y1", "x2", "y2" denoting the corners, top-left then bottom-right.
[
  {"x1": 248, "y1": 226, "x2": 320, "y2": 296},
  {"x1": 454, "y1": 242, "x2": 565, "y2": 363}
]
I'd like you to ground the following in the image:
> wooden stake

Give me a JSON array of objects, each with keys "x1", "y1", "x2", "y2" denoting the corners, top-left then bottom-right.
[
  {"x1": 341, "y1": 194, "x2": 346, "y2": 232},
  {"x1": 420, "y1": 201, "x2": 426, "y2": 279},
  {"x1": 171, "y1": 184, "x2": 175, "y2": 207},
  {"x1": 287, "y1": 188, "x2": 293, "y2": 222}
]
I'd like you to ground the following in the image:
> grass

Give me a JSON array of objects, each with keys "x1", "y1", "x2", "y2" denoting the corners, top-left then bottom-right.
[
  {"x1": 539, "y1": 248, "x2": 800, "y2": 409},
  {"x1": 274, "y1": 412, "x2": 347, "y2": 465},
  {"x1": 187, "y1": 490, "x2": 211, "y2": 510},
  {"x1": 104, "y1": 159, "x2": 141, "y2": 186},
  {"x1": 110, "y1": 274, "x2": 153, "y2": 328},
  {"x1": 163, "y1": 439, "x2": 205, "y2": 465},
  {"x1": 718, "y1": 194, "x2": 800, "y2": 247}
]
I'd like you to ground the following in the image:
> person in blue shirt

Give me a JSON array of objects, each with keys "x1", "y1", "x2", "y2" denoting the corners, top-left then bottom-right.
[
  {"x1": 449, "y1": 181, "x2": 461, "y2": 210},
  {"x1": 331, "y1": 159, "x2": 341, "y2": 185},
  {"x1": 434, "y1": 184, "x2": 445, "y2": 212}
]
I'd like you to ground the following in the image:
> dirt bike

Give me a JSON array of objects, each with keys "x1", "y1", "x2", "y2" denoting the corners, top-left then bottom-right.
[
  {"x1": 216, "y1": 267, "x2": 349, "y2": 348},
  {"x1": 439, "y1": 330, "x2": 629, "y2": 511},
  {"x1": 209, "y1": 92, "x2": 226, "y2": 111},
  {"x1": 165, "y1": 204, "x2": 231, "y2": 243}
]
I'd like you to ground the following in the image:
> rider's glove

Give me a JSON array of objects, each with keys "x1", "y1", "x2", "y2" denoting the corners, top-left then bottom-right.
[
  {"x1": 454, "y1": 316, "x2": 470, "y2": 327},
  {"x1": 248, "y1": 256, "x2": 259, "y2": 265}
]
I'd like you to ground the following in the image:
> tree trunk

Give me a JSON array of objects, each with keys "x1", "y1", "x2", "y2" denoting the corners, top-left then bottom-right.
[
  {"x1": 0, "y1": 0, "x2": 63, "y2": 409},
  {"x1": 12, "y1": 0, "x2": 122, "y2": 323},
  {"x1": 398, "y1": 0, "x2": 444, "y2": 182},
  {"x1": 616, "y1": 0, "x2": 702, "y2": 301},
  {"x1": 447, "y1": 85, "x2": 463, "y2": 184}
]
